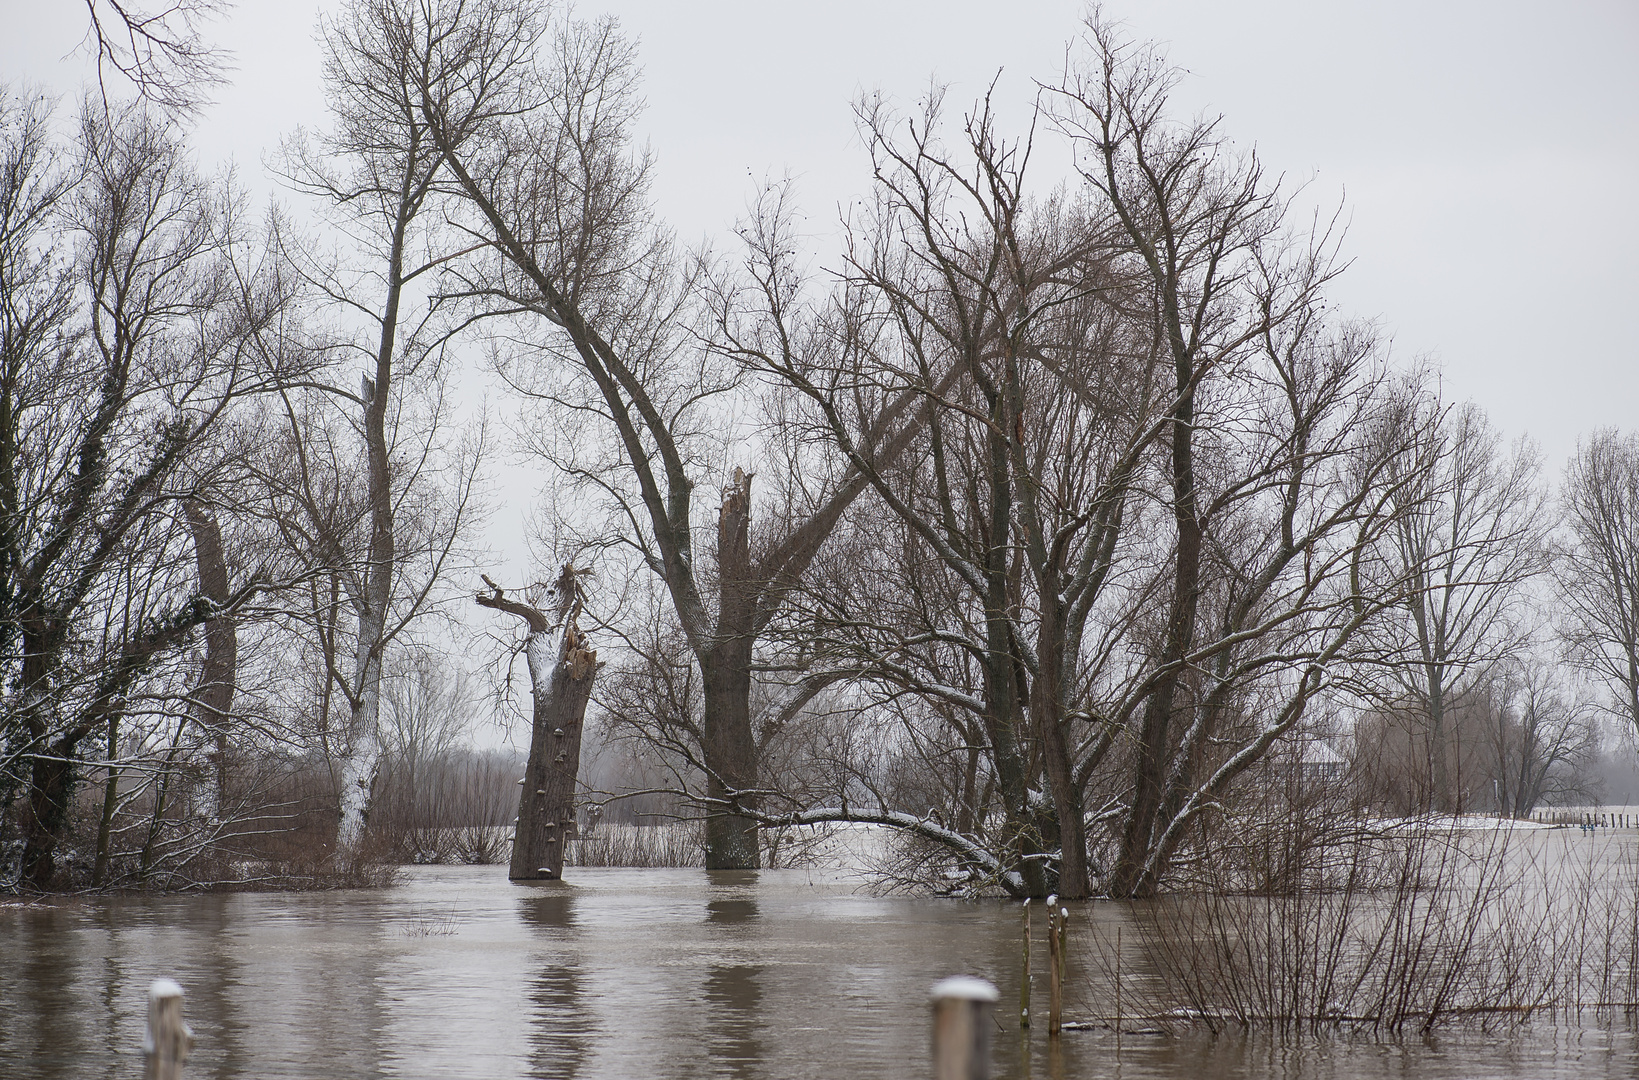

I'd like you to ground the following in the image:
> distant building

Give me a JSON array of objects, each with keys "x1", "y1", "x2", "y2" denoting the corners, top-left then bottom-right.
[{"x1": 1296, "y1": 737, "x2": 1346, "y2": 784}]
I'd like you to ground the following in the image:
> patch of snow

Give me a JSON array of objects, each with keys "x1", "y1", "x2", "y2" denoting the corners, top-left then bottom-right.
[{"x1": 930, "y1": 976, "x2": 999, "y2": 1002}]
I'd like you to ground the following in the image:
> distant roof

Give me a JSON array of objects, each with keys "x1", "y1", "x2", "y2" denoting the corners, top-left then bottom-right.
[{"x1": 1299, "y1": 739, "x2": 1346, "y2": 765}]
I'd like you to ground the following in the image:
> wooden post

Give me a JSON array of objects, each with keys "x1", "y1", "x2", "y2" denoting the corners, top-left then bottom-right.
[
  {"x1": 143, "y1": 978, "x2": 192, "y2": 1080},
  {"x1": 1047, "y1": 897, "x2": 1064, "y2": 1035},
  {"x1": 1114, "y1": 926, "x2": 1123, "y2": 1060},
  {"x1": 931, "y1": 976, "x2": 998, "y2": 1080},
  {"x1": 1020, "y1": 899, "x2": 1032, "y2": 1028}
]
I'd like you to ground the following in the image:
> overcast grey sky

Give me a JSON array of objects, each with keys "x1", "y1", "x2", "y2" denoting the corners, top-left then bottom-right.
[{"x1": 4, "y1": 0, "x2": 1636, "y2": 474}]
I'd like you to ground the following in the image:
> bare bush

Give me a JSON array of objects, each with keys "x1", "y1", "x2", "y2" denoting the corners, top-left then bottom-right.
[
  {"x1": 1084, "y1": 818, "x2": 1639, "y2": 1033},
  {"x1": 565, "y1": 821, "x2": 702, "y2": 869}
]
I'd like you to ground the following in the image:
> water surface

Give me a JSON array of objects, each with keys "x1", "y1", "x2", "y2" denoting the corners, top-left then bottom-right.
[{"x1": 3, "y1": 862, "x2": 1637, "y2": 1078}]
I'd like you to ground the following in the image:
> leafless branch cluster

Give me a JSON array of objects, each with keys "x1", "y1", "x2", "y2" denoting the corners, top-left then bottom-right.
[{"x1": 6, "y1": 1, "x2": 1637, "y2": 902}]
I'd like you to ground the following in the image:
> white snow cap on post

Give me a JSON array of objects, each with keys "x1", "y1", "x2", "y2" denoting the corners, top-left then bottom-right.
[
  {"x1": 143, "y1": 976, "x2": 194, "y2": 1080},
  {"x1": 930, "y1": 976, "x2": 999, "y2": 1002},
  {"x1": 142, "y1": 980, "x2": 185, "y2": 1053}
]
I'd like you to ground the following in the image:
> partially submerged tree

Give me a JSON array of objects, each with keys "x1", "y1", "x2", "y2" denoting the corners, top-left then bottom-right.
[
  {"x1": 720, "y1": 89, "x2": 1151, "y2": 898},
  {"x1": 374, "y1": 0, "x2": 933, "y2": 870},
  {"x1": 1357, "y1": 403, "x2": 1550, "y2": 810},
  {"x1": 476, "y1": 565, "x2": 596, "y2": 881},
  {"x1": 0, "y1": 94, "x2": 285, "y2": 887},
  {"x1": 267, "y1": 0, "x2": 485, "y2": 859}
]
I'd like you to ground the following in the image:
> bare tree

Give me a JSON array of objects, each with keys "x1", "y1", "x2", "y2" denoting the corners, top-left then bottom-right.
[
  {"x1": 80, "y1": 0, "x2": 233, "y2": 115},
  {"x1": 1561, "y1": 430, "x2": 1639, "y2": 739},
  {"x1": 708, "y1": 16, "x2": 1428, "y2": 900},
  {"x1": 0, "y1": 94, "x2": 285, "y2": 887},
  {"x1": 373, "y1": 0, "x2": 932, "y2": 870},
  {"x1": 267, "y1": 0, "x2": 486, "y2": 858},
  {"x1": 1488, "y1": 664, "x2": 1596, "y2": 818},
  {"x1": 476, "y1": 565, "x2": 596, "y2": 880},
  {"x1": 1360, "y1": 402, "x2": 1551, "y2": 810},
  {"x1": 723, "y1": 87, "x2": 1153, "y2": 898}
]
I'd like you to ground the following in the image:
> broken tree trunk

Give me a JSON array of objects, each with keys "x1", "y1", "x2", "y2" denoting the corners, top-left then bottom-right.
[
  {"x1": 477, "y1": 566, "x2": 597, "y2": 882},
  {"x1": 703, "y1": 468, "x2": 761, "y2": 870}
]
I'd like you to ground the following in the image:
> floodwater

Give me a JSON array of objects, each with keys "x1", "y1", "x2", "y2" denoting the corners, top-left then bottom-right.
[{"x1": 3, "y1": 855, "x2": 1639, "y2": 1079}]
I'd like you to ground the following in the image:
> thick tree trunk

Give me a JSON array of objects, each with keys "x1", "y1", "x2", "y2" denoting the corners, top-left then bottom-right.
[
  {"x1": 20, "y1": 735, "x2": 75, "y2": 889},
  {"x1": 477, "y1": 567, "x2": 598, "y2": 882},
  {"x1": 1033, "y1": 616, "x2": 1089, "y2": 899},
  {"x1": 702, "y1": 647, "x2": 759, "y2": 869},
  {"x1": 335, "y1": 605, "x2": 385, "y2": 857},
  {"x1": 183, "y1": 499, "x2": 235, "y2": 821},
  {"x1": 17, "y1": 634, "x2": 65, "y2": 889},
  {"x1": 511, "y1": 611, "x2": 597, "y2": 881},
  {"x1": 704, "y1": 469, "x2": 761, "y2": 870},
  {"x1": 1109, "y1": 377, "x2": 1202, "y2": 901}
]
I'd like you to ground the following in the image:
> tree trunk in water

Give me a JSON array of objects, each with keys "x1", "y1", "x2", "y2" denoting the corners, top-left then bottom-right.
[
  {"x1": 183, "y1": 499, "x2": 235, "y2": 822},
  {"x1": 511, "y1": 600, "x2": 597, "y2": 882},
  {"x1": 1033, "y1": 619, "x2": 1089, "y2": 899},
  {"x1": 703, "y1": 469, "x2": 761, "y2": 870},
  {"x1": 477, "y1": 567, "x2": 598, "y2": 882},
  {"x1": 702, "y1": 647, "x2": 758, "y2": 869},
  {"x1": 20, "y1": 735, "x2": 74, "y2": 889},
  {"x1": 1109, "y1": 375, "x2": 1202, "y2": 901}
]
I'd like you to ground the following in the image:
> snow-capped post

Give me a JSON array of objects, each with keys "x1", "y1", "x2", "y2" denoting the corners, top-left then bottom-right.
[
  {"x1": 1046, "y1": 895, "x2": 1063, "y2": 1035},
  {"x1": 143, "y1": 978, "x2": 193, "y2": 1080},
  {"x1": 1020, "y1": 899, "x2": 1032, "y2": 1028},
  {"x1": 931, "y1": 976, "x2": 998, "y2": 1080},
  {"x1": 476, "y1": 566, "x2": 598, "y2": 882}
]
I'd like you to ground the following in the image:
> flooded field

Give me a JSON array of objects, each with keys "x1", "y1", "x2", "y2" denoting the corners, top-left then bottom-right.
[{"x1": 4, "y1": 833, "x2": 1639, "y2": 1078}]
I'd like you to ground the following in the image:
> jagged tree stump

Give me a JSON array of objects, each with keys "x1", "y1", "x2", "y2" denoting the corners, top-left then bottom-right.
[{"x1": 477, "y1": 565, "x2": 597, "y2": 882}]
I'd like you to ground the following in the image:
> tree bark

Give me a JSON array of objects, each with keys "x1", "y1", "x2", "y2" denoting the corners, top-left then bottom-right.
[
  {"x1": 703, "y1": 469, "x2": 761, "y2": 869},
  {"x1": 478, "y1": 568, "x2": 598, "y2": 882},
  {"x1": 183, "y1": 498, "x2": 235, "y2": 820},
  {"x1": 1108, "y1": 374, "x2": 1202, "y2": 900}
]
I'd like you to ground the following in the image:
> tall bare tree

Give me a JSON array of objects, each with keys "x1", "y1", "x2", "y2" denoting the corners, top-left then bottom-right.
[
  {"x1": 0, "y1": 94, "x2": 283, "y2": 887},
  {"x1": 377, "y1": 0, "x2": 929, "y2": 869},
  {"x1": 1561, "y1": 430, "x2": 1639, "y2": 739},
  {"x1": 476, "y1": 565, "x2": 597, "y2": 881},
  {"x1": 711, "y1": 17, "x2": 1429, "y2": 900},
  {"x1": 1361, "y1": 402, "x2": 1551, "y2": 810},
  {"x1": 270, "y1": 0, "x2": 484, "y2": 857}
]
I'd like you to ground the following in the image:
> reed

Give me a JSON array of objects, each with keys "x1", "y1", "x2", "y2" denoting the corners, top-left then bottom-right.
[
  {"x1": 565, "y1": 822, "x2": 704, "y2": 868},
  {"x1": 1085, "y1": 817, "x2": 1639, "y2": 1033}
]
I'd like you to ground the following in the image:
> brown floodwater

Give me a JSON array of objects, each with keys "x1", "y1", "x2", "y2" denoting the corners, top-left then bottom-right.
[{"x1": 2, "y1": 859, "x2": 1638, "y2": 1078}]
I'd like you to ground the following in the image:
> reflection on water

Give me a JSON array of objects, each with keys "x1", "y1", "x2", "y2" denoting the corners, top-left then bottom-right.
[
  {"x1": 518, "y1": 887, "x2": 584, "y2": 1080},
  {"x1": 1, "y1": 850, "x2": 1638, "y2": 1078},
  {"x1": 704, "y1": 873, "x2": 763, "y2": 1079}
]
